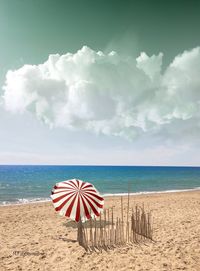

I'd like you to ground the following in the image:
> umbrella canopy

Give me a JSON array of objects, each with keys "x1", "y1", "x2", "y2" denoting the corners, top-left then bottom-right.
[{"x1": 51, "y1": 179, "x2": 104, "y2": 222}]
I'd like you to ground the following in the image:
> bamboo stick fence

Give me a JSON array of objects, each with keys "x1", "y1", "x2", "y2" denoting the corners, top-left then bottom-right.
[{"x1": 77, "y1": 197, "x2": 153, "y2": 252}]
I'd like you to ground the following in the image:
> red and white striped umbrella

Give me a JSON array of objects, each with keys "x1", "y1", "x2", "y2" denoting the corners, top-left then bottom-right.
[{"x1": 51, "y1": 179, "x2": 104, "y2": 222}]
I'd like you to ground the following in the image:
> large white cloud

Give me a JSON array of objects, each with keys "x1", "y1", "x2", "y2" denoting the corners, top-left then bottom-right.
[{"x1": 2, "y1": 46, "x2": 200, "y2": 140}]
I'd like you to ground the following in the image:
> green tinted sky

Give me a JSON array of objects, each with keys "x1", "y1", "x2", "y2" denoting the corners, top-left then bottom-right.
[
  {"x1": 1, "y1": 0, "x2": 200, "y2": 84},
  {"x1": 1, "y1": 0, "x2": 200, "y2": 165}
]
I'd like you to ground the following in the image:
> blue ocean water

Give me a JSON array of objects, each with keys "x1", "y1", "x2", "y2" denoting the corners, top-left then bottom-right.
[{"x1": 0, "y1": 165, "x2": 200, "y2": 205}]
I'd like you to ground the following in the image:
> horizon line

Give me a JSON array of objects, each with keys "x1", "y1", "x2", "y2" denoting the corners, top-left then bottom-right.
[{"x1": 0, "y1": 164, "x2": 200, "y2": 168}]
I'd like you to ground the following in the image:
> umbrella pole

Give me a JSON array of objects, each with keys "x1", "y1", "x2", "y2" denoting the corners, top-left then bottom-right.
[{"x1": 77, "y1": 219, "x2": 84, "y2": 246}]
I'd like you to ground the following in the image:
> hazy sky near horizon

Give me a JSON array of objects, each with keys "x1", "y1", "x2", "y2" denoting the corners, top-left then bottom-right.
[{"x1": 1, "y1": 0, "x2": 200, "y2": 165}]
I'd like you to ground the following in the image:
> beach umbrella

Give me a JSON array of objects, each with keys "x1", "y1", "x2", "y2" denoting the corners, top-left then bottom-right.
[{"x1": 51, "y1": 179, "x2": 104, "y2": 245}]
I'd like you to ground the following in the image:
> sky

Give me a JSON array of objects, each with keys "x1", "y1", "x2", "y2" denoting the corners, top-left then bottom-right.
[{"x1": 0, "y1": 0, "x2": 200, "y2": 165}]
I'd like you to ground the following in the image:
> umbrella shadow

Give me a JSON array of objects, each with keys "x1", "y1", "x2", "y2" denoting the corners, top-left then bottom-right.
[{"x1": 64, "y1": 219, "x2": 113, "y2": 229}]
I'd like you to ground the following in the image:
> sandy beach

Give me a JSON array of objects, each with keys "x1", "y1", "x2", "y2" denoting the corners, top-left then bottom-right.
[{"x1": 0, "y1": 190, "x2": 200, "y2": 271}]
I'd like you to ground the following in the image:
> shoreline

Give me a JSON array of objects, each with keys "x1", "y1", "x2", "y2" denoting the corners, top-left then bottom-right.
[{"x1": 1, "y1": 186, "x2": 200, "y2": 207}]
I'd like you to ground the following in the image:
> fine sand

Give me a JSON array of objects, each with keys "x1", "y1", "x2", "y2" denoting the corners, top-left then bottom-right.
[{"x1": 0, "y1": 191, "x2": 200, "y2": 271}]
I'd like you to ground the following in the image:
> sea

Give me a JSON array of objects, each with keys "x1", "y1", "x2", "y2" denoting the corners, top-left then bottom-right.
[{"x1": 0, "y1": 165, "x2": 200, "y2": 205}]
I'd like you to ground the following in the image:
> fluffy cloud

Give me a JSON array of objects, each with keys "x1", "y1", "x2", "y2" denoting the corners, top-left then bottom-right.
[{"x1": 2, "y1": 46, "x2": 200, "y2": 140}]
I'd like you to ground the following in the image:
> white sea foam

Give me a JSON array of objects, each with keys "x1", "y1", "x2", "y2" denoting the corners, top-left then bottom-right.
[
  {"x1": 0, "y1": 187, "x2": 200, "y2": 206},
  {"x1": 102, "y1": 187, "x2": 200, "y2": 197},
  {"x1": 0, "y1": 197, "x2": 51, "y2": 207}
]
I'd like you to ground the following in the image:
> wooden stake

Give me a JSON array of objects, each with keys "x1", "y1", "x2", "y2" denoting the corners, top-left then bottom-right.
[
  {"x1": 111, "y1": 207, "x2": 114, "y2": 246},
  {"x1": 84, "y1": 221, "x2": 89, "y2": 248},
  {"x1": 121, "y1": 196, "x2": 124, "y2": 243},
  {"x1": 108, "y1": 208, "x2": 110, "y2": 246},
  {"x1": 116, "y1": 217, "x2": 118, "y2": 245},
  {"x1": 100, "y1": 213, "x2": 102, "y2": 247},
  {"x1": 126, "y1": 182, "x2": 130, "y2": 242},
  {"x1": 104, "y1": 209, "x2": 107, "y2": 247},
  {"x1": 89, "y1": 217, "x2": 93, "y2": 249},
  {"x1": 94, "y1": 218, "x2": 97, "y2": 247}
]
